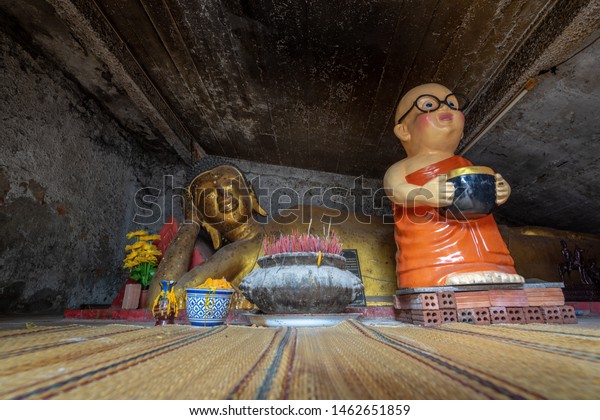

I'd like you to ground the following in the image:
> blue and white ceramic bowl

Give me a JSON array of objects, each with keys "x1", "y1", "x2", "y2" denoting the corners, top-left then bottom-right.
[
  {"x1": 186, "y1": 288, "x2": 234, "y2": 326},
  {"x1": 439, "y1": 166, "x2": 496, "y2": 221}
]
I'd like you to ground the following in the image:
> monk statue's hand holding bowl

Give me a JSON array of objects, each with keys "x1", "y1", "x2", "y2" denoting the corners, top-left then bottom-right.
[
  {"x1": 495, "y1": 173, "x2": 511, "y2": 205},
  {"x1": 421, "y1": 175, "x2": 456, "y2": 208},
  {"x1": 386, "y1": 173, "x2": 457, "y2": 208}
]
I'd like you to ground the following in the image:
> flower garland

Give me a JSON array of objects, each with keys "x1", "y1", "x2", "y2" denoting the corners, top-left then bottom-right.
[{"x1": 151, "y1": 286, "x2": 179, "y2": 318}]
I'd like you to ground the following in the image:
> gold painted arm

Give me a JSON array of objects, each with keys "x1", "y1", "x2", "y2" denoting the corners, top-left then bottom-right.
[
  {"x1": 146, "y1": 192, "x2": 201, "y2": 308},
  {"x1": 172, "y1": 234, "x2": 264, "y2": 301}
]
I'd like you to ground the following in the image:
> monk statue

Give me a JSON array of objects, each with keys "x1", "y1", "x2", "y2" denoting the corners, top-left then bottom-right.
[
  {"x1": 147, "y1": 159, "x2": 397, "y2": 307},
  {"x1": 383, "y1": 83, "x2": 524, "y2": 288}
]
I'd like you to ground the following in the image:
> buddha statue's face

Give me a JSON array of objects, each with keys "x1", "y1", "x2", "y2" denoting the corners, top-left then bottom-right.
[{"x1": 189, "y1": 165, "x2": 256, "y2": 232}]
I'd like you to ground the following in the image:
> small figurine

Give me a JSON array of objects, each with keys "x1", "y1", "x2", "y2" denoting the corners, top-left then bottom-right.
[
  {"x1": 559, "y1": 240, "x2": 600, "y2": 285},
  {"x1": 152, "y1": 280, "x2": 178, "y2": 326},
  {"x1": 559, "y1": 240, "x2": 574, "y2": 282}
]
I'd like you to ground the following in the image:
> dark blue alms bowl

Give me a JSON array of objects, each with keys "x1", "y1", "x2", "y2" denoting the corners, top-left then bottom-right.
[{"x1": 439, "y1": 166, "x2": 496, "y2": 221}]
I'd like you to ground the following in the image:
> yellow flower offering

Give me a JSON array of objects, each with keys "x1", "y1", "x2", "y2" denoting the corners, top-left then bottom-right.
[
  {"x1": 126, "y1": 230, "x2": 148, "y2": 239},
  {"x1": 139, "y1": 234, "x2": 161, "y2": 242},
  {"x1": 198, "y1": 277, "x2": 232, "y2": 289},
  {"x1": 123, "y1": 230, "x2": 162, "y2": 289}
]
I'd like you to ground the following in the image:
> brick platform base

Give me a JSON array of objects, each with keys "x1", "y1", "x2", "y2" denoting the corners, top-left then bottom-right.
[{"x1": 394, "y1": 285, "x2": 577, "y2": 326}]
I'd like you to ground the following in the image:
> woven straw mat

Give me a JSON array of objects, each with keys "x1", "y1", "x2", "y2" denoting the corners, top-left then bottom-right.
[{"x1": 0, "y1": 320, "x2": 599, "y2": 399}]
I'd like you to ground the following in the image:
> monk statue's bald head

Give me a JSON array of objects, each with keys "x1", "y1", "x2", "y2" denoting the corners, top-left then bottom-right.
[
  {"x1": 393, "y1": 83, "x2": 466, "y2": 156},
  {"x1": 395, "y1": 83, "x2": 453, "y2": 124}
]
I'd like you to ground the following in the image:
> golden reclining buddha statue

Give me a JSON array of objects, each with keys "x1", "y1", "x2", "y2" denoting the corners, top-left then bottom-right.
[{"x1": 146, "y1": 161, "x2": 398, "y2": 308}]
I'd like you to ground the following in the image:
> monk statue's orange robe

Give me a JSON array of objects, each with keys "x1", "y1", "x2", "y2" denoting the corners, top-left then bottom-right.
[{"x1": 393, "y1": 156, "x2": 517, "y2": 288}]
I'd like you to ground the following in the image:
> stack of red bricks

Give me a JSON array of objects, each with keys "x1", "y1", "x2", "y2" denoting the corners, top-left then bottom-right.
[{"x1": 394, "y1": 287, "x2": 577, "y2": 327}]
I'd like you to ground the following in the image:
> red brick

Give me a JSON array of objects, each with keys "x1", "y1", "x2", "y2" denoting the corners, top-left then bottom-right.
[
  {"x1": 590, "y1": 302, "x2": 600, "y2": 314},
  {"x1": 457, "y1": 308, "x2": 490, "y2": 325},
  {"x1": 411, "y1": 309, "x2": 441, "y2": 327},
  {"x1": 458, "y1": 309, "x2": 475, "y2": 324},
  {"x1": 489, "y1": 306, "x2": 508, "y2": 324},
  {"x1": 560, "y1": 305, "x2": 578, "y2": 324},
  {"x1": 525, "y1": 288, "x2": 565, "y2": 306},
  {"x1": 540, "y1": 306, "x2": 563, "y2": 324},
  {"x1": 489, "y1": 289, "x2": 528, "y2": 307},
  {"x1": 524, "y1": 307, "x2": 544, "y2": 324},
  {"x1": 439, "y1": 309, "x2": 457, "y2": 323},
  {"x1": 472, "y1": 308, "x2": 491, "y2": 325},
  {"x1": 506, "y1": 307, "x2": 526, "y2": 324},
  {"x1": 395, "y1": 309, "x2": 413, "y2": 323},
  {"x1": 437, "y1": 291, "x2": 456, "y2": 309},
  {"x1": 395, "y1": 293, "x2": 439, "y2": 310},
  {"x1": 455, "y1": 291, "x2": 491, "y2": 309}
]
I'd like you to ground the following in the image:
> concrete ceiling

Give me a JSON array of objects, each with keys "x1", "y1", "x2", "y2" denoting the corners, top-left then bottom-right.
[
  {"x1": 467, "y1": 27, "x2": 600, "y2": 234},
  {"x1": 1, "y1": 0, "x2": 600, "y2": 233}
]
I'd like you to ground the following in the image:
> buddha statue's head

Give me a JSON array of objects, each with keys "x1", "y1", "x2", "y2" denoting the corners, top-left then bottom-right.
[{"x1": 188, "y1": 164, "x2": 267, "y2": 249}]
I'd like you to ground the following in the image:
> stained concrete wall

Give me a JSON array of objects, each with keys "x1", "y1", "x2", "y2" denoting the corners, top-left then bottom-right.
[
  {"x1": 0, "y1": 27, "x2": 187, "y2": 313},
  {"x1": 227, "y1": 157, "x2": 392, "y2": 221}
]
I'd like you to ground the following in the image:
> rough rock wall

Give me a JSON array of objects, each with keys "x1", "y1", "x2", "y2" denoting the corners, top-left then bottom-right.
[{"x1": 0, "y1": 28, "x2": 186, "y2": 313}]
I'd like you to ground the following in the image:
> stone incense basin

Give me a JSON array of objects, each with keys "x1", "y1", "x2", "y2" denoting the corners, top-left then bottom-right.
[{"x1": 239, "y1": 252, "x2": 364, "y2": 314}]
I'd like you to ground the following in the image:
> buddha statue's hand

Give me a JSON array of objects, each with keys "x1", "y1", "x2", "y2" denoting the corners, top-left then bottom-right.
[
  {"x1": 495, "y1": 173, "x2": 511, "y2": 205},
  {"x1": 420, "y1": 175, "x2": 455, "y2": 208}
]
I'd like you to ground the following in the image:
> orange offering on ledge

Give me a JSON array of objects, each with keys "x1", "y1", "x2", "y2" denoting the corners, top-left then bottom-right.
[{"x1": 198, "y1": 277, "x2": 232, "y2": 289}]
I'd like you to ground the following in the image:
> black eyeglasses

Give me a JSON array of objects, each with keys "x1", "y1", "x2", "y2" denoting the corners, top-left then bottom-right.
[{"x1": 397, "y1": 93, "x2": 469, "y2": 124}]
